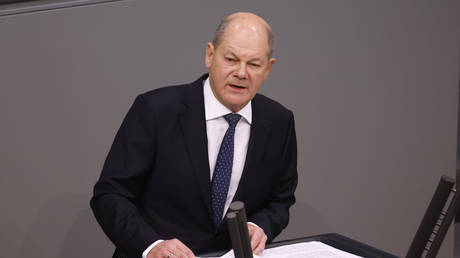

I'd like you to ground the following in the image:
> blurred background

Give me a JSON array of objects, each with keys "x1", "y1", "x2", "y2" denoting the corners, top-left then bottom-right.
[{"x1": 0, "y1": 0, "x2": 459, "y2": 257}]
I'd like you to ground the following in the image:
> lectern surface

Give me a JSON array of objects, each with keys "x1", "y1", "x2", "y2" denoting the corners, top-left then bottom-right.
[{"x1": 199, "y1": 233, "x2": 398, "y2": 258}]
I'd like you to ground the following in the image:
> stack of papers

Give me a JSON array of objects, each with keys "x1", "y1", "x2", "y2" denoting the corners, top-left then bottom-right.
[{"x1": 200, "y1": 241, "x2": 362, "y2": 258}]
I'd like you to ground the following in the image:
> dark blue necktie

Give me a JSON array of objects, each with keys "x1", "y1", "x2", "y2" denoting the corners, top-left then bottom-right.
[{"x1": 211, "y1": 113, "x2": 242, "y2": 226}]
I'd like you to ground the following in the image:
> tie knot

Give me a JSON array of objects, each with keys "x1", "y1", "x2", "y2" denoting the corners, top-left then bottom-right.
[{"x1": 224, "y1": 113, "x2": 241, "y2": 128}]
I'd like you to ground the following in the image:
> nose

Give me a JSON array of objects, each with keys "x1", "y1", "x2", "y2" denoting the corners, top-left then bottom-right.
[{"x1": 234, "y1": 63, "x2": 248, "y2": 80}]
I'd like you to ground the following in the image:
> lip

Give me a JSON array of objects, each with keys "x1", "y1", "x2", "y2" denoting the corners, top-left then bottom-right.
[{"x1": 227, "y1": 83, "x2": 247, "y2": 90}]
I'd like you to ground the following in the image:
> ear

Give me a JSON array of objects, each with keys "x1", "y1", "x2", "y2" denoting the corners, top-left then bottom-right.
[
  {"x1": 263, "y1": 57, "x2": 276, "y2": 81},
  {"x1": 205, "y1": 42, "x2": 215, "y2": 69}
]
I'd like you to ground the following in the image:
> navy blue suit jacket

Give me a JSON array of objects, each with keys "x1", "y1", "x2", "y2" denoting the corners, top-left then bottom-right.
[{"x1": 90, "y1": 74, "x2": 298, "y2": 257}]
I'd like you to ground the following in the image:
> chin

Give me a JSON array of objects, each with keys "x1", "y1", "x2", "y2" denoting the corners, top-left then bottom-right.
[{"x1": 229, "y1": 102, "x2": 248, "y2": 112}]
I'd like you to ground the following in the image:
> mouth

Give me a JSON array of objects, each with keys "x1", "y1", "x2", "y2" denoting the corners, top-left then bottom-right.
[{"x1": 227, "y1": 83, "x2": 247, "y2": 90}]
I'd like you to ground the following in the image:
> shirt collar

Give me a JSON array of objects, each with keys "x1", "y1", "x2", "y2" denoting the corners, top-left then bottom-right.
[{"x1": 203, "y1": 78, "x2": 252, "y2": 124}]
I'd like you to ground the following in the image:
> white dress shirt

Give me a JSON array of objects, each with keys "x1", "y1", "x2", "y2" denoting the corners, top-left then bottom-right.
[
  {"x1": 203, "y1": 78, "x2": 251, "y2": 217},
  {"x1": 143, "y1": 78, "x2": 253, "y2": 257}
]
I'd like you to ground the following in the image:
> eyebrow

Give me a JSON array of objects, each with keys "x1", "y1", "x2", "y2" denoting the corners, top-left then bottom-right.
[
  {"x1": 226, "y1": 51, "x2": 263, "y2": 63},
  {"x1": 226, "y1": 52, "x2": 238, "y2": 58}
]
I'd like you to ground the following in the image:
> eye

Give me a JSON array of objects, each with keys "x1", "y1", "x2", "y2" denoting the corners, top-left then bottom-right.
[
  {"x1": 225, "y1": 57, "x2": 235, "y2": 63},
  {"x1": 249, "y1": 63, "x2": 260, "y2": 67}
]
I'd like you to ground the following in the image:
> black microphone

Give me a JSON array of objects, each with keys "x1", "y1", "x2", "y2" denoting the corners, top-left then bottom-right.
[{"x1": 227, "y1": 201, "x2": 253, "y2": 258}]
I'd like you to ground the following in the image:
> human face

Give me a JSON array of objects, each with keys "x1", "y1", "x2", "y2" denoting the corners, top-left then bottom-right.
[{"x1": 205, "y1": 25, "x2": 275, "y2": 112}]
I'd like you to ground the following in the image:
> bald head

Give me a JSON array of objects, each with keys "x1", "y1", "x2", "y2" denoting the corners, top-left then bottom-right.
[{"x1": 212, "y1": 12, "x2": 274, "y2": 58}]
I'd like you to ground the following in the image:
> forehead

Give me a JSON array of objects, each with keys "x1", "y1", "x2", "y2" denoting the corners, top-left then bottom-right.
[{"x1": 217, "y1": 24, "x2": 270, "y2": 59}]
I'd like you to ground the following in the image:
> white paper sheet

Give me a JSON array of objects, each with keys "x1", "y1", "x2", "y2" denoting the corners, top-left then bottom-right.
[{"x1": 199, "y1": 241, "x2": 363, "y2": 258}]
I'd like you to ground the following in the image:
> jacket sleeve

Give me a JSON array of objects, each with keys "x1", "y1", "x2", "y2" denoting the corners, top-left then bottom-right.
[
  {"x1": 90, "y1": 94, "x2": 161, "y2": 257},
  {"x1": 248, "y1": 110, "x2": 298, "y2": 241}
]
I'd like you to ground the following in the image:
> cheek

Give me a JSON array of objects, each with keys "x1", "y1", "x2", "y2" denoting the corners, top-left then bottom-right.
[
  {"x1": 248, "y1": 72, "x2": 264, "y2": 84},
  {"x1": 213, "y1": 65, "x2": 230, "y2": 77}
]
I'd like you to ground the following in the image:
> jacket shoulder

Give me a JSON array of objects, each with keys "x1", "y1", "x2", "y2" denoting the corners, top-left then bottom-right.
[
  {"x1": 134, "y1": 74, "x2": 206, "y2": 110},
  {"x1": 139, "y1": 83, "x2": 188, "y2": 105},
  {"x1": 253, "y1": 93, "x2": 294, "y2": 121}
]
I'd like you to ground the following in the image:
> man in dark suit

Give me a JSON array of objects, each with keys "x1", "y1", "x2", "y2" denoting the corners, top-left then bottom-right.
[{"x1": 91, "y1": 12, "x2": 297, "y2": 258}]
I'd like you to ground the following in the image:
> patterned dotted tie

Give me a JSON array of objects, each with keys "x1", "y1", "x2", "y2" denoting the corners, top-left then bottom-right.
[{"x1": 211, "y1": 113, "x2": 242, "y2": 226}]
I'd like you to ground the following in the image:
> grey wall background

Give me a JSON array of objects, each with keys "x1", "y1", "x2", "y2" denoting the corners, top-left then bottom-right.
[{"x1": 1, "y1": 0, "x2": 459, "y2": 257}]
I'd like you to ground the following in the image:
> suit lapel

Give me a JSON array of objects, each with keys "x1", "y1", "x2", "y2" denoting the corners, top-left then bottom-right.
[
  {"x1": 234, "y1": 96, "x2": 271, "y2": 201},
  {"x1": 178, "y1": 75, "x2": 214, "y2": 220}
]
